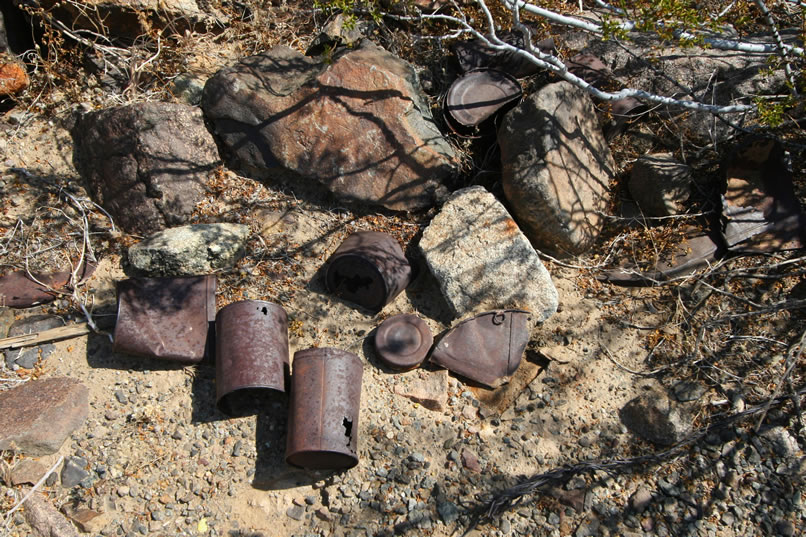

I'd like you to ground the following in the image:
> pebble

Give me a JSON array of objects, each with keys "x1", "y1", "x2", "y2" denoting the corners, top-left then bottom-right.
[
  {"x1": 286, "y1": 505, "x2": 305, "y2": 521},
  {"x1": 437, "y1": 501, "x2": 459, "y2": 524}
]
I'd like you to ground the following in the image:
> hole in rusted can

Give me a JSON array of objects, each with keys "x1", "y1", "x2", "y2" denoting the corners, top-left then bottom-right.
[
  {"x1": 215, "y1": 300, "x2": 290, "y2": 417},
  {"x1": 286, "y1": 347, "x2": 363, "y2": 469}
]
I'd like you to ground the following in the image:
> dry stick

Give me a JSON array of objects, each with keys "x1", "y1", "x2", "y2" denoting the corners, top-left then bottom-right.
[
  {"x1": 2, "y1": 455, "x2": 64, "y2": 529},
  {"x1": 478, "y1": 385, "x2": 806, "y2": 522}
]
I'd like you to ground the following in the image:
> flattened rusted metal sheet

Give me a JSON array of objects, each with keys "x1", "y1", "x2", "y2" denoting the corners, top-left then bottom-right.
[
  {"x1": 0, "y1": 262, "x2": 96, "y2": 308},
  {"x1": 325, "y1": 231, "x2": 412, "y2": 312},
  {"x1": 430, "y1": 310, "x2": 530, "y2": 388},
  {"x1": 722, "y1": 137, "x2": 804, "y2": 253},
  {"x1": 113, "y1": 275, "x2": 216, "y2": 364},
  {"x1": 286, "y1": 347, "x2": 363, "y2": 470},
  {"x1": 215, "y1": 300, "x2": 289, "y2": 416}
]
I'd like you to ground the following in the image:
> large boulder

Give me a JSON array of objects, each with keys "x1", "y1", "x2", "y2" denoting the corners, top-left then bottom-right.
[
  {"x1": 0, "y1": 377, "x2": 89, "y2": 456},
  {"x1": 72, "y1": 102, "x2": 221, "y2": 235},
  {"x1": 202, "y1": 41, "x2": 457, "y2": 211},
  {"x1": 499, "y1": 81, "x2": 615, "y2": 256},
  {"x1": 13, "y1": 0, "x2": 222, "y2": 41},
  {"x1": 128, "y1": 223, "x2": 250, "y2": 276},
  {"x1": 419, "y1": 186, "x2": 558, "y2": 322}
]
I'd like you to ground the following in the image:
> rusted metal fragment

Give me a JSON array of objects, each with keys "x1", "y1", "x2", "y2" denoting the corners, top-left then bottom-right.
[
  {"x1": 215, "y1": 300, "x2": 289, "y2": 417},
  {"x1": 453, "y1": 31, "x2": 555, "y2": 78},
  {"x1": 445, "y1": 69, "x2": 522, "y2": 132},
  {"x1": 600, "y1": 227, "x2": 723, "y2": 285},
  {"x1": 431, "y1": 310, "x2": 530, "y2": 388},
  {"x1": 374, "y1": 313, "x2": 433, "y2": 372},
  {"x1": 325, "y1": 231, "x2": 412, "y2": 312},
  {"x1": 113, "y1": 275, "x2": 216, "y2": 364},
  {"x1": 471, "y1": 350, "x2": 543, "y2": 416},
  {"x1": 0, "y1": 262, "x2": 96, "y2": 308},
  {"x1": 286, "y1": 348, "x2": 363, "y2": 469},
  {"x1": 722, "y1": 137, "x2": 805, "y2": 253},
  {"x1": 567, "y1": 53, "x2": 647, "y2": 138}
]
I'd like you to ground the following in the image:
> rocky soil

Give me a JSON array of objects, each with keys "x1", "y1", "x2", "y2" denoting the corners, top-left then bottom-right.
[{"x1": 1, "y1": 2, "x2": 805, "y2": 537}]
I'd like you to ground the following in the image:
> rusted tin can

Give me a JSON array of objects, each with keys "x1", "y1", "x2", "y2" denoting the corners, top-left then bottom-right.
[
  {"x1": 325, "y1": 231, "x2": 412, "y2": 312},
  {"x1": 444, "y1": 69, "x2": 522, "y2": 137},
  {"x1": 113, "y1": 275, "x2": 216, "y2": 364},
  {"x1": 430, "y1": 309, "x2": 531, "y2": 388},
  {"x1": 286, "y1": 347, "x2": 363, "y2": 469},
  {"x1": 215, "y1": 300, "x2": 290, "y2": 417},
  {"x1": 374, "y1": 313, "x2": 433, "y2": 372}
]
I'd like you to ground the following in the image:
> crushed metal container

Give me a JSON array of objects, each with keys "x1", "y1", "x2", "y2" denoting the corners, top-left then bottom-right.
[
  {"x1": 215, "y1": 300, "x2": 289, "y2": 417},
  {"x1": 325, "y1": 231, "x2": 412, "y2": 312},
  {"x1": 113, "y1": 275, "x2": 216, "y2": 364},
  {"x1": 430, "y1": 309, "x2": 531, "y2": 388},
  {"x1": 374, "y1": 313, "x2": 433, "y2": 372},
  {"x1": 444, "y1": 69, "x2": 522, "y2": 136},
  {"x1": 286, "y1": 347, "x2": 363, "y2": 469}
]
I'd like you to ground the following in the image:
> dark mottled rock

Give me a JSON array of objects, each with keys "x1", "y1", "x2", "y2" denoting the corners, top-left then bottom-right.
[
  {"x1": 61, "y1": 456, "x2": 90, "y2": 488},
  {"x1": 202, "y1": 41, "x2": 457, "y2": 211},
  {"x1": 619, "y1": 387, "x2": 692, "y2": 446},
  {"x1": 72, "y1": 102, "x2": 220, "y2": 235},
  {"x1": 0, "y1": 377, "x2": 89, "y2": 456}
]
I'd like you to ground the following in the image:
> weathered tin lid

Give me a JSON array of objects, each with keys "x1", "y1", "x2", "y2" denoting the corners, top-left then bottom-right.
[
  {"x1": 430, "y1": 309, "x2": 531, "y2": 388},
  {"x1": 374, "y1": 314, "x2": 433, "y2": 371},
  {"x1": 445, "y1": 69, "x2": 522, "y2": 128}
]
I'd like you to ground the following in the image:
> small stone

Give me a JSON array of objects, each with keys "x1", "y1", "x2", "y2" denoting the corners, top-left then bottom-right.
[
  {"x1": 61, "y1": 456, "x2": 90, "y2": 488},
  {"x1": 630, "y1": 487, "x2": 652, "y2": 512},
  {"x1": 286, "y1": 505, "x2": 305, "y2": 521},
  {"x1": 775, "y1": 519, "x2": 795, "y2": 537},
  {"x1": 0, "y1": 56, "x2": 29, "y2": 96},
  {"x1": 437, "y1": 501, "x2": 459, "y2": 524},
  {"x1": 672, "y1": 380, "x2": 707, "y2": 402},
  {"x1": 462, "y1": 405, "x2": 478, "y2": 420},
  {"x1": 461, "y1": 449, "x2": 482, "y2": 473},
  {"x1": 393, "y1": 369, "x2": 449, "y2": 411},
  {"x1": 115, "y1": 390, "x2": 128, "y2": 404},
  {"x1": 10, "y1": 459, "x2": 47, "y2": 486},
  {"x1": 619, "y1": 387, "x2": 692, "y2": 446}
]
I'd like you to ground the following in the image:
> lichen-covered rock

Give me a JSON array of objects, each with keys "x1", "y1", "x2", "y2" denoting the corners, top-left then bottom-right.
[
  {"x1": 202, "y1": 41, "x2": 457, "y2": 211},
  {"x1": 72, "y1": 102, "x2": 221, "y2": 235},
  {"x1": 128, "y1": 223, "x2": 250, "y2": 276},
  {"x1": 499, "y1": 81, "x2": 615, "y2": 256},
  {"x1": 419, "y1": 186, "x2": 558, "y2": 322}
]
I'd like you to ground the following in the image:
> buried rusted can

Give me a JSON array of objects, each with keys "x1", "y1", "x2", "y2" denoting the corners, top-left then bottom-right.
[
  {"x1": 430, "y1": 309, "x2": 531, "y2": 388},
  {"x1": 215, "y1": 300, "x2": 290, "y2": 417},
  {"x1": 444, "y1": 69, "x2": 522, "y2": 137},
  {"x1": 325, "y1": 231, "x2": 412, "y2": 312},
  {"x1": 113, "y1": 275, "x2": 216, "y2": 364},
  {"x1": 286, "y1": 347, "x2": 363, "y2": 470}
]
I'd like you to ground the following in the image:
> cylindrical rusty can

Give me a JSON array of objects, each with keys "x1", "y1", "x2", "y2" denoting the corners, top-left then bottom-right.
[
  {"x1": 215, "y1": 300, "x2": 289, "y2": 417},
  {"x1": 325, "y1": 231, "x2": 412, "y2": 312},
  {"x1": 286, "y1": 347, "x2": 363, "y2": 469}
]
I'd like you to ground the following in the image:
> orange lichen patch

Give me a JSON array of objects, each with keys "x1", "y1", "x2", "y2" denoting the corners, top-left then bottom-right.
[{"x1": 0, "y1": 57, "x2": 29, "y2": 96}]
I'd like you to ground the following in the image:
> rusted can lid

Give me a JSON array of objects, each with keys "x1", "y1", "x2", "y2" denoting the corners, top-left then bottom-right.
[
  {"x1": 445, "y1": 69, "x2": 522, "y2": 128},
  {"x1": 374, "y1": 314, "x2": 433, "y2": 371}
]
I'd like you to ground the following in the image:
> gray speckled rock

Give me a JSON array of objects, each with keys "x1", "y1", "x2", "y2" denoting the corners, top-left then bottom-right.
[
  {"x1": 128, "y1": 223, "x2": 250, "y2": 276},
  {"x1": 419, "y1": 186, "x2": 558, "y2": 322}
]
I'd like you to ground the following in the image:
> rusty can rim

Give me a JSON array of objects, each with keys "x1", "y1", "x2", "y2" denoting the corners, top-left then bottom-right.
[
  {"x1": 374, "y1": 313, "x2": 433, "y2": 372},
  {"x1": 445, "y1": 68, "x2": 523, "y2": 128}
]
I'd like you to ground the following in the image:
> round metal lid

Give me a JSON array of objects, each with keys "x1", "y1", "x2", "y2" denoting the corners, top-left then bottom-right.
[
  {"x1": 374, "y1": 314, "x2": 433, "y2": 371},
  {"x1": 445, "y1": 69, "x2": 522, "y2": 127}
]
